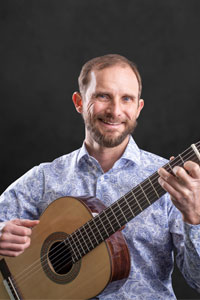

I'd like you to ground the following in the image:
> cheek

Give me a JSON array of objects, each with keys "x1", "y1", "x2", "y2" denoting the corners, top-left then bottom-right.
[
  {"x1": 83, "y1": 101, "x2": 94, "y2": 116},
  {"x1": 89, "y1": 101, "x2": 106, "y2": 116},
  {"x1": 125, "y1": 106, "x2": 138, "y2": 120}
]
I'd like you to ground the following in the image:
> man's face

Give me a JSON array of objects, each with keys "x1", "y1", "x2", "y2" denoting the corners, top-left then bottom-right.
[{"x1": 78, "y1": 65, "x2": 144, "y2": 148}]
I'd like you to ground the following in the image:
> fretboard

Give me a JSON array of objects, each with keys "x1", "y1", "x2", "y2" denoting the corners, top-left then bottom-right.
[{"x1": 67, "y1": 142, "x2": 200, "y2": 262}]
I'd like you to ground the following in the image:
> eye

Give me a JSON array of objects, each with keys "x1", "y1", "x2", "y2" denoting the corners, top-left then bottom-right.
[
  {"x1": 96, "y1": 93, "x2": 109, "y2": 100},
  {"x1": 123, "y1": 96, "x2": 132, "y2": 102}
]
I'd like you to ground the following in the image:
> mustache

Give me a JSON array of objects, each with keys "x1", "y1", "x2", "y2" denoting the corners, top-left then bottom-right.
[{"x1": 96, "y1": 113, "x2": 127, "y2": 123}]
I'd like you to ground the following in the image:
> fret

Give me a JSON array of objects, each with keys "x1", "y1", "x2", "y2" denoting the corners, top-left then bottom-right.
[
  {"x1": 124, "y1": 195, "x2": 135, "y2": 218},
  {"x1": 166, "y1": 162, "x2": 174, "y2": 173},
  {"x1": 150, "y1": 173, "x2": 166, "y2": 198},
  {"x1": 68, "y1": 234, "x2": 82, "y2": 260},
  {"x1": 74, "y1": 230, "x2": 87, "y2": 255},
  {"x1": 148, "y1": 177, "x2": 160, "y2": 199},
  {"x1": 102, "y1": 209, "x2": 116, "y2": 233},
  {"x1": 97, "y1": 213, "x2": 109, "y2": 237},
  {"x1": 86, "y1": 221, "x2": 99, "y2": 245},
  {"x1": 81, "y1": 225, "x2": 95, "y2": 250},
  {"x1": 116, "y1": 201, "x2": 128, "y2": 224},
  {"x1": 179, "y1": 154, "x2": 185, "y2": 165},
  {"x1": 79, "y1": 227, "x2": 90, "y2": 252},
  {"x1": 91, "y1": 218, "x2": 104, "y2": 241},
  {"x1": 109, "y1": 205, "x2": 122, "y2": 228},
  {"x1": 65, "y1": 237, "x2": 78, "y2": 263},
  {"x1": 131, "y1": 190, "x2": 142, "y2": 211},
  {"x1": 139, "y1": 184, "x2": 151, "y2": 205}
]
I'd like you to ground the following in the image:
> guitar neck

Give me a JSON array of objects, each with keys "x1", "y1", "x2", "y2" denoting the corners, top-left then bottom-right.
[{"x1": 68, "y1": 142, "x2": 200, "y2": 262}]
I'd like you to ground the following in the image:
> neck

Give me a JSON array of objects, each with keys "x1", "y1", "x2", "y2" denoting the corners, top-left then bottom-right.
[{"x1": 85, "y1": 136, "x2": 130, "y2": 173}]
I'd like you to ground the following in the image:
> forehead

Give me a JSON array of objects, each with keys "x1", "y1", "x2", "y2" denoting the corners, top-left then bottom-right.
[{"x1": 87, "y1": 65, "x2": 139, "y2": 95}]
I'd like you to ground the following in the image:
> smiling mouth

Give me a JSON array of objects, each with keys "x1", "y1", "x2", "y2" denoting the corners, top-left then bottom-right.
[{"x1": 99, "y1": 118, "x2": 123, "y2": 126}]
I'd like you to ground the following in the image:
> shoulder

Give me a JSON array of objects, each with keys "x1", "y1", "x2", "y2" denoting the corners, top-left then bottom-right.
[
  {"x1": 130, "y1": 147, "x2": 169, "y2": 182},
  {"x1": 126, "y1": 137, "x2": 168, "y2": 172},
  {"x1": 39, "y1": 148, "x2": 81, "y2": 175},
  {"x1": 140, "y1": 148, "x2": 168, "y2": 165}
]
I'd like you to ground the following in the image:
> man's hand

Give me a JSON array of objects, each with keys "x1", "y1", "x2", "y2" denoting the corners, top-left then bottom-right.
[
  {"x1": 0, "y1": 219, "x2": 39, "y2": 257},
  {"x1": 158, "y1": 161, "x2": 200, "y2": 225}
]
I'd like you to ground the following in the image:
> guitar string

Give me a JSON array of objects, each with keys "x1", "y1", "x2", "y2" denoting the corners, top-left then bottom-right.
[
  {"x1": 13, "y1": 146, "x2": 198, "y2": 287},
  {"x1": 14, "y1": 148, "x2": 197, "y2": 288},
  {"x1": 13, "y1": 146, "x2": 196, "y2": 286}
]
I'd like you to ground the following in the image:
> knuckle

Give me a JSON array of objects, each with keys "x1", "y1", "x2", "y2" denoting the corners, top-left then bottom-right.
[
  {"x1": 25, "y1": 238, "x2": 31, "y2": 248},
  {"x1": 175, "y1": 167, "x2": 182, "y2": 177},
  {"x1": 175, "y1": 194, "x2": 182, "y2": 202},
  {"x1": 0, "y1": 233, "x2": 7, "y2": 241},
  {"x1": 182, "y1": 189, "x2": 192, "y2": 199},
  {"x1": 21, "y1": 228, "x2": 30, "y2": 236},
  {"x1": 12, "y1": 251, "x2": 20, "y2": 257},
  {"x1": 193, "y1": 164, "x2": 200, "y2": 172},
  {"x1": 21, "y1": 236, "x2": 27, "y2": 243},
  {"x1": 13, "y1": 251, "x2": 24, "y2": 257},
  {"x1": 18, "y1": 244, "x2": 25, "y2": 251}
]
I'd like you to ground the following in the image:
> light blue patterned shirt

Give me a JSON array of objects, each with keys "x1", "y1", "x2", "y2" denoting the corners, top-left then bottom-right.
[{"x1": 0, "y1": 136, "x2": 200, "y2": 299}]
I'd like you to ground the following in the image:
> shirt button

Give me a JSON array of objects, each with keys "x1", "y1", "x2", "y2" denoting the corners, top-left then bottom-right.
[{"x1": 104, "y1": 175, "x2": 108, "y2": 180}]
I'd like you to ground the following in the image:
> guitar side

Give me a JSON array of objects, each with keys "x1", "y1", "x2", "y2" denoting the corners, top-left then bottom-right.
[{"x1": 0, "y1": 196, "x2": 130, "y2": 299}]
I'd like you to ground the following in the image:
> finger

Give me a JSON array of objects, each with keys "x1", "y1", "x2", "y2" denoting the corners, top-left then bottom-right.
[
  {"x1": 12, "y1": 219, "x2": 40, "y2": 228},
  {"x1": 0, "y1": 238, "x2": 31, "y2": 256},
  {"x1": 0, "y1": 237, "x2": 31, "y2": 251},
  {"x1": 3, "y1": 223, "x2": 32, "y2": 237},
  {"x1": 172, "y1": 166, "x2": 191, "y2": 183},
  {"x1": 4, "y1": 221, "x2": 38, "y2": 237},
  {"x1": 0, "y1": 249, "x2": 24, "y2": 257},
  {"x1": 0, "y1": 232, "x2": 30, "y2": 245},
  {"x1": 158, "y1": 167, "x2": 187, "y2": 193},
  {"x1": 158, "y1": 176, "x2": 185, "y2": 200},
  {"x1": 184, "y1": 161, "x2": 200, "y2": 179}
]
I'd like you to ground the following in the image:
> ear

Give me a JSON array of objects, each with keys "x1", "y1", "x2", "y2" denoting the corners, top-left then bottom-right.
[
  {"x1": 72, "y1": 92, "x2": 83, "y2": 114},
  {"x1": 136, "y1": 99, "x2": 144, "y2": 119}
]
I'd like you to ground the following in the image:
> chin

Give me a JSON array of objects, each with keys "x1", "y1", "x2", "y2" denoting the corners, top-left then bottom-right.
[{"x1": 94, "y1": 132, "x2": 129, "y2": 148}]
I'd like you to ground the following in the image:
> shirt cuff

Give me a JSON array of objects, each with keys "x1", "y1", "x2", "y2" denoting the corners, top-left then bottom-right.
[{"x1": 0, "y1": 222, "x2": 6, "y2": 238}]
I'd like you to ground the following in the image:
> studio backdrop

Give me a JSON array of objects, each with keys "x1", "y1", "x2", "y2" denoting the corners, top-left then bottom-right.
[{"x1": 1, "y1": 0, "x2": 200, "y2": 299}]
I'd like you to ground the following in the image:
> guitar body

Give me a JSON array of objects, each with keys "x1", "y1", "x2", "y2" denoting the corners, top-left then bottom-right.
[{"x1": 0, "y1": 196, "x2": 130, "y2": 299}]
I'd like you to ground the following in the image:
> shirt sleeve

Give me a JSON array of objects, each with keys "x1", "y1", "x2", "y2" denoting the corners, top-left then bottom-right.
[
  {"x1": 0, "y1": 166, "x2": 45, "y2": 222},
  {"x1": 168, "y1": 199, "x2": 200, "y2": 293}
]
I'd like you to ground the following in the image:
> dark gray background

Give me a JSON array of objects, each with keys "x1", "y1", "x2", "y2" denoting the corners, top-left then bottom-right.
[{"x1": 1, "y1": 0, "x2": 200, "y2": 298}]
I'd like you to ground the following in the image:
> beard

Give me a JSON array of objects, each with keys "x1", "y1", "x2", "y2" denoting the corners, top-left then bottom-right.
[{"x1": 83, "y1": 113, "x2": 137, "y2": 148}]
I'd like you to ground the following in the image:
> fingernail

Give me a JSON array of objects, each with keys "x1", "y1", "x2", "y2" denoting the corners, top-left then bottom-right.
[{"x1": 173, "y1": 166, "x2": 179, "y2": 175}]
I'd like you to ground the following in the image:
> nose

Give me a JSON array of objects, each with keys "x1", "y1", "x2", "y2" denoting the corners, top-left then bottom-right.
[{"x1": 106, "y1": 98, "x2": 122, "y2": 117}]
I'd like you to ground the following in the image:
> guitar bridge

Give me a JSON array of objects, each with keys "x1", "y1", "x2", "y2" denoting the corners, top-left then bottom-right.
[{"x1": 0, "y1": 258, "x2": 21, "y2": 300}]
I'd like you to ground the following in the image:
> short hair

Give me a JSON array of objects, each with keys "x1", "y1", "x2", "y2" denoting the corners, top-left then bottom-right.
[{"x1": 78, "y1": 54, "x2": 142, "y2": 99}]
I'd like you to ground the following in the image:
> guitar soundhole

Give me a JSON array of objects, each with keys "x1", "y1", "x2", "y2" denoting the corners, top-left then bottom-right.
[
  {"x1": 48, "y1": 241, "x2": 73, "y2": 274},
  {"x1": 41, "y1": 232, "x2": 81, "y2": 284}
]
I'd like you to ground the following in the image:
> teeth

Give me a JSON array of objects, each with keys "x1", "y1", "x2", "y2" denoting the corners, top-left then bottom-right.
[{"x1": 103, "y1": 120, "x2": 120, "y2": 125}]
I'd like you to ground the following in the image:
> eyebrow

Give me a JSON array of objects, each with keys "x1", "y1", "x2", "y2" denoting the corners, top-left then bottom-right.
[
  {"x1": 122, "y1": 93, "x2": 137, "y2": 100},
  {"x1": 92, "y1": 90, "x2": 137, "y2": 100}
]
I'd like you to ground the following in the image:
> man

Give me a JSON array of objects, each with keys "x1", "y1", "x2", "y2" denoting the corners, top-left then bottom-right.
[{"x1": 0, "y1": 54, "x2": 200, "y2": 299}]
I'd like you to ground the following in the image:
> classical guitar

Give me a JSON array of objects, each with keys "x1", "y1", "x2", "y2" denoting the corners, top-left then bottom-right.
[{"x1": 0, "y1": 142, "x2": 200, "y2": 299}]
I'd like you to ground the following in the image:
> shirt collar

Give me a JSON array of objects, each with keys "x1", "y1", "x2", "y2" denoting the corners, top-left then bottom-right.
[
  {"x1": 77, "y1": 135, "x2": 141, "y2": 166},
  {"x1": 120, "y1": 136, "x2": 141, "y2": 165},
  {"x1": 77, "y1": 142, "x2": 90, "y2": 164}
]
